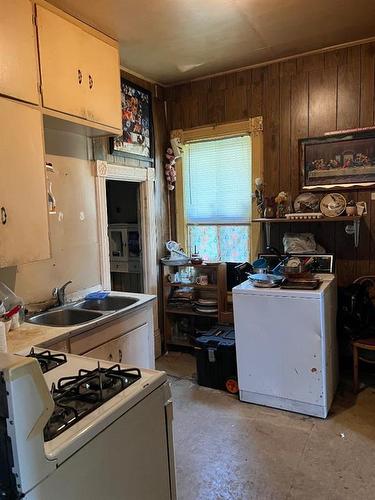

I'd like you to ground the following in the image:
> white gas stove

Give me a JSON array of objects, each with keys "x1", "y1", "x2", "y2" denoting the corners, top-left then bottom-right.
[{"x1": 0, "y1": 348, "x2": 177, "y2": 499}]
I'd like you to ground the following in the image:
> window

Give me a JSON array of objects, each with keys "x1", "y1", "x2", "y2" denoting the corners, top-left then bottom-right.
[{"x1": 183, "y1": 135, "x2": 251, "y2": 262}]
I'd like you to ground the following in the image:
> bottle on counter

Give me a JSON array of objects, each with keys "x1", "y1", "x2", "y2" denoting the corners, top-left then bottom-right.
[{"x1": 0, "y1": 282, "x2": 25, "y2": 329}]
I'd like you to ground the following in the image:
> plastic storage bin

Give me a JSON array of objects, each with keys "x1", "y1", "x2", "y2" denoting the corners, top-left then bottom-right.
[{"x1": 194, "y1": 326, "x2": 238, "y2": 393}]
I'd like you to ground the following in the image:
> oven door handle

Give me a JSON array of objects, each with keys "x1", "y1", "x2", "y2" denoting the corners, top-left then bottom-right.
[{"x1": 164, "y1": 396, "x2": 177, "y2": 500}]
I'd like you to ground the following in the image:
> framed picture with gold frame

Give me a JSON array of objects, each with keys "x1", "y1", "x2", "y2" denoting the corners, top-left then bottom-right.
[{"x1": 300, "y1": 130, "x2": 375, "y2": 190}]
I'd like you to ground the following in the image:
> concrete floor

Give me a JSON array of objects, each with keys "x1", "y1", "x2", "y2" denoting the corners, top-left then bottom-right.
[{"x1": 156, "y1": 352, "x2": 375, "y2": 500}]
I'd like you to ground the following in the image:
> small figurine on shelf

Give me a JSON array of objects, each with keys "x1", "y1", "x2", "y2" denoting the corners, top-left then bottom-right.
[
  {"x1": 254, "y1": 177, "x2": 265, "y2": 217},
  {"x1": 275, "y1": 191, "x2": 292, "y2": 218},
  {"x1": 191, "y1": 246, "x2": 203, "y2": 265},
  {"x1": 346, "y1": 199, "x2": 357, "y2": 216},
  {"x1": 263, "y1": 197, "x2": 276, "y2": 218}
]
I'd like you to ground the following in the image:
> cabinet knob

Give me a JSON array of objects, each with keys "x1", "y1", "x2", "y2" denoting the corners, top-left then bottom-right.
[
  {"x1": 88, "y1": 74, "x2": 94, "y2": 89},
  {"x1": 1, "y1": 207, "x2": 7, "y2": 225},
  {"x1": 77, "y1": 69, "x2": 83, "y2": 85},
  {"x1": 119, "y1": 349, "x2": 122, "y2": 363}
]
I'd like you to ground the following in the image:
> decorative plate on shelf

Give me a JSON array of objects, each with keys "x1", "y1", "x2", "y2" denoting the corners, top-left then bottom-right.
[
  {"x1": 294, "y1": 192, "x2": 321, "y2": 213},
  {"x1": 195, "y1": 299, "x2": 218, "y2": 306},
  {"x1": 320, "y1": 193, "x2": 347, "y2": 217},
  {"x1": 194, "y1": 307, "x2": 218, "y2": 314}
]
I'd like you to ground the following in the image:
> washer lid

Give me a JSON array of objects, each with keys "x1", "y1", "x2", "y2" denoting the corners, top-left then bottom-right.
[{"x1": 232, "y1": 275, "x2": 335, "y2": 298}]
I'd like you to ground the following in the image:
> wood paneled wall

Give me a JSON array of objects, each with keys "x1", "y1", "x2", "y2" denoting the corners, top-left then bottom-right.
[
  {"x1": 93, "y1": 71, "x2": 170, "y2": 262},
  {"x1": 165, "y1": 43, "x2": 375, "y2": 286},
  {"x1": 93, "y1": 71, "x2": 170, "y2": 342},
  {"x1": 115, "y1": 71, "x2": 171, "y2": 263}
]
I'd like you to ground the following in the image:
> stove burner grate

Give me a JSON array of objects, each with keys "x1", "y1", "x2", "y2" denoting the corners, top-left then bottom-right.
[
  {"x1": 27, "y1": 347, "x2": 67, "y2": 373},
  {"x1": 44, "y1": 364, "x2": 142, "y2": 441}
]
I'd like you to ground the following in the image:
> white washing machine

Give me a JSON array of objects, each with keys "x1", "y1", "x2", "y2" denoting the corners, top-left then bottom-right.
[{"x1": 233, "y1": 272, "x2": 338, "y2": 418}]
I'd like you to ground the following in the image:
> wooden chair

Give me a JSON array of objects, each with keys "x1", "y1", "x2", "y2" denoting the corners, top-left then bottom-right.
[{"x1": 351, "y1": 276, "x2": 375, "y2": 393}]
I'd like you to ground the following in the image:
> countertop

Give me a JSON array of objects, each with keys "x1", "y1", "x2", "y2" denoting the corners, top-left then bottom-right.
[{"x1": 6, "y1": 291, "x2": 156, "y2": 354}]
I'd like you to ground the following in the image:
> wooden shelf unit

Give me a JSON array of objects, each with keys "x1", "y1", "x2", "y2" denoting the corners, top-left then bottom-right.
[
  {"x1": 252, "y1": 215, "x2": 362, "y2": 248},
  {"x1": 161, "y1": 262, "x2": 228, "y2": 349}
]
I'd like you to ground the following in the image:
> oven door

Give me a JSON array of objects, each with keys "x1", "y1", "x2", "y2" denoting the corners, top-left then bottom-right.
[{"x1": 27, "y1": 383, "x2": 176, "y2": 500}]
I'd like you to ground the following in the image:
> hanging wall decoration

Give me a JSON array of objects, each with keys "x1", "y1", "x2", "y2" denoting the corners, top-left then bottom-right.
[
  {"x1": 110, "y1": 78, "x2": 154, "y2": 162},
  {"x1": 300, "y1": 129, "x2": 375, "y2": 190},
  {"x1": 165, "y1": 146, "x2": 177, "y2": 190}
]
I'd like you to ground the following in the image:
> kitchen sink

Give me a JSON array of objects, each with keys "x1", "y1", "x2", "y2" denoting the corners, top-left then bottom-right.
[
  {"x1": 75, "y1": 296, "x2": 139, "y2": 311},
  {"x1": 28, "y1": 308, "x2": 103, "y2": 327}
]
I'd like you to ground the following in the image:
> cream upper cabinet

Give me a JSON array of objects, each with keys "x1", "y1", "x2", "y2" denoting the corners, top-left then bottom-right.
[
  {"x1": 36, "y1": 5, "x2": 87, "y2": 120},
  {"x1": 84, "y1": 34, "x2": 122, "y2": 129},
  {"x1": 0, "y1": 97, "x2": 50, "y2": 268},
  {"x1": 36, "y1": 4, "x2": 122, "y2": 131},
  {"x1": 0, "y1": 0, "x2": 39, "y2": 104}
]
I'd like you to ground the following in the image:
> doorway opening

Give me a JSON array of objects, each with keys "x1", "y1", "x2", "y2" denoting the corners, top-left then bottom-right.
[{"x1": 106, "y1": 180, "x2": 143, "y2": 293}]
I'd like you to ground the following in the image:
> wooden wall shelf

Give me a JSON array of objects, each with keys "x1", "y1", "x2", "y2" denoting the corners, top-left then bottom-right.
[
  {"x1": 252, "y1": 216, "x2": 362, "y2": 248},
  {"x1": 252, "y1": 216, "x2": 361, "y2": 223}
]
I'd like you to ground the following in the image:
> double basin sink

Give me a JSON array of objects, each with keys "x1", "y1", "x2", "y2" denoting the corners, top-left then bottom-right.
[{"x1": 27, "y1": 296, "x2": 139, "y2": 327}]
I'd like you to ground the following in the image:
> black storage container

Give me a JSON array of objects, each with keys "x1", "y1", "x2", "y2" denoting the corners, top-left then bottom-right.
[{"x1": 194, "y1": 326, "x2": 238, "y2": 393}]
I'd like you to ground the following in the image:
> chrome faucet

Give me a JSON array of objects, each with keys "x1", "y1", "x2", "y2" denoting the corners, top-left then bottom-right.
[{"x1": 52, "y1": 280, "x2": 72, "y2": 306}]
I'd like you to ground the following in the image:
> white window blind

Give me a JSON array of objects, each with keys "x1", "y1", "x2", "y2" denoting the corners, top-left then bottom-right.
[
  {"x1": 182, "y1": 135, "x2": 252, "y2": 262},
  {"x1": 183, "y1": 135, "x2": 252, "y2": 224}
]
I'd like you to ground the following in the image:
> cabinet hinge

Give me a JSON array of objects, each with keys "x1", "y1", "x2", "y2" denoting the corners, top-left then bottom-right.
[
  {"x1": 38, "y1": 82, "x2": 42, "y2": 95},
  {"x1": 32, "y1": 13, "x2": 37, "y2": 26}
]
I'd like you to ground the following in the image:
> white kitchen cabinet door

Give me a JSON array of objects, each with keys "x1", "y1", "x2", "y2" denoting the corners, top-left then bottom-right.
[
  {"x1": 83, "y1": 33, "x2": 122, "y2": 130},
  {"x1": 0, "y1": 0, "x2": 39, "y2": 104},
  {"x1": 0, "y1": 97, "x2": 50, "y2": 267},
  {"x1": 84, "y1": 324, "x2": 150, "y2": 368},
  {"x1": 36, "y1": 5, "x2": 86, "y2": 120},
  {"x1": 36, "y1": 4, "x2": 121, "y2": 131}
]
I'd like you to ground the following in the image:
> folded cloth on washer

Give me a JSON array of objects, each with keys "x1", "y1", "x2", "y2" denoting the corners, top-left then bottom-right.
[{"x1": 85, "y1": 291, "x2": 110, "y2": 300}]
